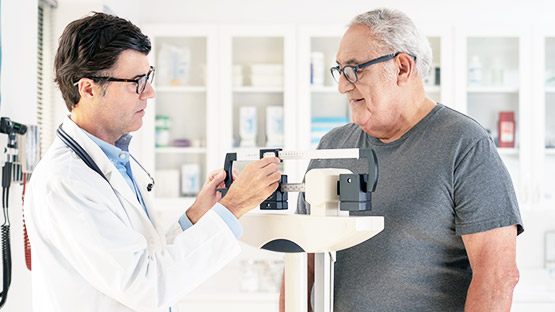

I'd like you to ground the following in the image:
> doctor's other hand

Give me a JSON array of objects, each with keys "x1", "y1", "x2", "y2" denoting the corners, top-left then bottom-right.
[
  {"x1": 186, "y1": 168, "x2": 237, "y2": 224},
  {"x1": 220, "y1": 157, "x2": 281, "y2": 218}
]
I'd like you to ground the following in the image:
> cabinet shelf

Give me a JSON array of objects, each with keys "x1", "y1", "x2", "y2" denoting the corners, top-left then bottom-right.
[
  {"x1": 155, "y1": 147, "x2": 207, "y2": 154},
  {"x1": 233, "y1": 86, "x2": 283, "y2": 93},
  {"x1": 545, "y1": 148, "x2": 555, "y2": 156},
  {"x1": 310, "y1": 85, "x2": 338, "y2": 93},
  {"x1": 497, "y1": 148, "x2": 519, "y2": 156},
  {"x1": 545, "y1": 86, "x2": 555, "y2": 93},
  {"x1": 424, "y1": 85, "x2": 442, "y2": 93},
  {"x1": 156, "y1": 86, "x2": 207, "y2": 93},
  {"x1": 467, "y1": 86, "x2": 519, "y2": 93}
]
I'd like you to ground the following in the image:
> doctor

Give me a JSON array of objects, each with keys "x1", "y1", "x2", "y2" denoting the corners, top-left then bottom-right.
[{"x1": 25, "y1": 12, "x2": 281, "y2": 312}]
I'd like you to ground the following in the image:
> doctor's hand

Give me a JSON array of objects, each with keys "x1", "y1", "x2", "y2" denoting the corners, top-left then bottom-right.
[
  {"x1": 186, "y1": 168, "x2": 239, "y2": 224},
  {"x1": 220, "y1": 157, "x2": 281, "y2": 219}
]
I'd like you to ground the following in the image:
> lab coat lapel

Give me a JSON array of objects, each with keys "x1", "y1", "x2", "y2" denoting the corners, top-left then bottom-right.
[
  {"x1": 61, "y1": 117, "x2": 155, "y2": 226},
  {"x1": 131, "y1": 163, "x2": 168, "y2": 243},
  {"x1": 106, "y1": 166, "x2": 152, "y2": 221}
]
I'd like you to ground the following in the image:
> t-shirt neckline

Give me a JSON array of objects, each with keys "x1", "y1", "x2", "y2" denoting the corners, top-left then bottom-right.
[{"x1": 365, "y1": 103, "x2": 444, "y2": 146}]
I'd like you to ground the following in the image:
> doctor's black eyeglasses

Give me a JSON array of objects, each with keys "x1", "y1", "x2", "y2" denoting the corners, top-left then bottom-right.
[
  {"x1": 330, "y1": 52, "x2": 416, "y2": 84},
  {"x1": 73, "y1": 66, "x2": 156, "y2": 94}
]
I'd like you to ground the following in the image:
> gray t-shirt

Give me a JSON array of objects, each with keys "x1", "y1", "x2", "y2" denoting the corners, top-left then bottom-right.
[{"x1": 297, "y1": 104, "x2": 523, "y2": 312}]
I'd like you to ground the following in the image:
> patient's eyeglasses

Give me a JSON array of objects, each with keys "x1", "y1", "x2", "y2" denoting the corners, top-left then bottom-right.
[{"x1": 330, "y1": 52, "x2": 415, "y2": 84}]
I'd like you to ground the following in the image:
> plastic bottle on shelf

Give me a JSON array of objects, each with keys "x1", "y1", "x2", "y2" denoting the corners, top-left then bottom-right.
[
  {"x1": 468, "y1": 56, "x2": 483, "y2": 86},
  {"x1": 181, "y1": 163, "x2": 200, "y2": 196},
  {"x1": 310, "y1": 51, "x2": 325, "y2": 86},
  {"x1": 173, "y1": 46, "x2": 191, "y2": 86},
  {"x1": 155, "y1": 115, "x2": 170, "y2": 147},
  {"x1": 266, "y1": 106, "x2": 284, "y2": 147},
  {"x1": 434, "y1": 65, "x2": 441, "y2": 86},
  {"x1": 498, "y1": 111, "x2": 515, "y2": 148},
  {"x1": 491, "y1": 58, "x2": 504, "y2": 86},
  {"x1": 239, "y1": 106, "x2": 257, "y2": 147},
  {"x1": 157, "y1": 43, "x2": 173, "y2": 86},
  {"x1": 424, "y1": 63, "x2": 439, "y2": 86}
]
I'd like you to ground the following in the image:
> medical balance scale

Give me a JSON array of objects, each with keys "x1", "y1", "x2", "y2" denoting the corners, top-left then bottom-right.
[{"x1": 217, "y1": 148, "x2": 384, "y2": 312}]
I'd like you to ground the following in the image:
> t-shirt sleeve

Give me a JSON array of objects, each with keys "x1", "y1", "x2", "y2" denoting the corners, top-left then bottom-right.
[{"x1": 453, "y1": 137, "x2": 524, "y2": 235}]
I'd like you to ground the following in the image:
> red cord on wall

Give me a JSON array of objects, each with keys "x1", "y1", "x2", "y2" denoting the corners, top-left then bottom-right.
[{"x1": 22, "y1": 173, "x2": 31, "y2": 271}]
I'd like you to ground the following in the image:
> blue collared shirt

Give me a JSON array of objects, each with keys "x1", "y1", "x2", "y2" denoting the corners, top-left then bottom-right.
[{"x1": 83, "y1": 130, "x2": 242, "y2": 238}]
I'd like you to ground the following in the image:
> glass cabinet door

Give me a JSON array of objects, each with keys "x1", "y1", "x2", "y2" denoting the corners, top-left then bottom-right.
[
  {"x1": 543, "y1": 37, "x2": 555, "y2": 208},
  {"x1": 424, "y1": 36, "x2": 442, "y2": 104},
  {"x1": 308, "y1": 36, "x2": 348, "y2": 149},
  {"x1": 231, "y1": 36, "x2": 285, "y2": 149},
  {"x1": 142, "y1": 28, "x2": 214, "y2": 204},
  {"x1": 466, "y1": 37, "x2": 520, "y2": 151},
  {"x1": 455, "y1": 25, "x2": 533, "y2": 209},
  {"x1": 219, "y1": 25, "x2": 297, "y2": 204}
]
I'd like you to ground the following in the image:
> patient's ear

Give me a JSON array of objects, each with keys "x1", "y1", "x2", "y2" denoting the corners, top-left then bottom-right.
[{"x1": 395, "y1": 53, "x2": 415, "y2": 86}]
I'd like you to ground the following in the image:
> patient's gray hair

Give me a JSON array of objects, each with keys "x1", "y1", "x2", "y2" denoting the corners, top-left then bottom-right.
[{"x1": 349, "y1": 8, "x2": 432, "y2": 79}]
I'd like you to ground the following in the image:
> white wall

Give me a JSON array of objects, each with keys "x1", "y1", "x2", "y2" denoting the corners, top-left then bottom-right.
[
  {"x1": 1, "y1": 0, "x2": 555, "y2": 310},
  {"x1": 0, "y1": 0, "x2": 37, "y2": 311},
  {"x1": 136, "y1": 0, "x2": 555, "y2": 26},
  {"x1": 0, "y1": 1, "x2": 149, "y2": 310},
  {"x1": 52, "y1": 0, "x2": 103, "y2": 125}
]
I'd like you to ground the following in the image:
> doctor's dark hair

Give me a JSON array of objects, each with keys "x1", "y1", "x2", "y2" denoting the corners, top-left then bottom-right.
[
  {"x1": 348, "y1": 8, "x2": 432, "y2": 79},
  {"x1": 54, "y1": 12, "x2": 151, "y2": 111}
]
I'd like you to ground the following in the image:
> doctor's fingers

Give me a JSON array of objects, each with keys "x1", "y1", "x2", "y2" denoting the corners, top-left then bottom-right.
[
  {"x1": 201, "y1": 170, "x2": 225, "y2": 190},
  {"x1": 207, "y1": 169, "x2": 226, "y2": 182},
  {"x1": 242, "y1": 164, "x2": 279, "y2": 186},
  {"x1": 253, "y1": 156, "x2": 280, "y2": 169},
  {"x1": 250, "y1": 159, "x2": 280, "y2": 175},
  {"x1": 265, "y1": 171, "x2": 281, "y2": 185},
  {"x1": 259, "y1": 178, "x2": 281, "y2": 198}
]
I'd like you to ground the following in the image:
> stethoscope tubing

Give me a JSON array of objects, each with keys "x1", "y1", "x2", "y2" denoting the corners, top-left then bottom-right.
[{"x1": 56, "y1": 124, "x2": 154, "y2": 191}]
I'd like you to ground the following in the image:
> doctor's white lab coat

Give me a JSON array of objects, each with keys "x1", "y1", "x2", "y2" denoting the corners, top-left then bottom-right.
[{"x1": 25, "y1": 116, "x2": 241, "y2": 312}]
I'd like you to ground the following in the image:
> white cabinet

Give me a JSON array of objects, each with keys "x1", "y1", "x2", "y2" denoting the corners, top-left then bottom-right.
[
  {"x1": 137, "y1": 22, "x2": 554, "y2": 310},
  {"x1": 141, "y1": 24, "x2": 299, "y2": 207},
  {"x1": 455, "y1": 24, "x2": 534, "y2": 209},
  {"x1": 140, "y1": 25, "x2": 220, "y2": 209},
  {"x1": 297, "y1": 24, "x2": 346, "y2": 155},
  {"x1": 297, "y1": 24, "x2": 454, "y2": 153},
  {"x1": 420, "y1": 24, "x2": 454, "y2": 108},
  {"x1": 543, "y1": 37, "x2": 555, "y2": 209},
  {"x1": 140, "y1": 24, "x2": 294, "y2": 310},
  {"x1": 218, "y1": 24, "x2": 300, "y2": 184},
  {"x1": 454, "y1": 23, "x2": 555, "y2": 212},
  {"x1": 533, "y1": 27, "x2": 555, "y2": 210}
]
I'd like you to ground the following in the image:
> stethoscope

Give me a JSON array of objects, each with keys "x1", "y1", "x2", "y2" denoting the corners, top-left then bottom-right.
[{"x1": 56, "y1": 125, "x2": 155, "y2": 192}]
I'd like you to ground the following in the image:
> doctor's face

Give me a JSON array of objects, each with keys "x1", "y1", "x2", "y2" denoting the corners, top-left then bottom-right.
[
  {"x1": 335, "y1": 24, "x2": 402, "y2": 141},
  {"x1": 95, "y1": 49, "x2": 156, "y2": 139}
]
